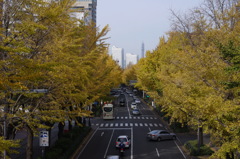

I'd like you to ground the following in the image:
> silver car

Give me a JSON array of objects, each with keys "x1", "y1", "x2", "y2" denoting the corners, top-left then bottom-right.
[
  {"x1": 147, "y1": 130, "x2": 176, "y2": 141},
  {"x1": 106, "y1": 155, "x2": 120, "y2": 159}
]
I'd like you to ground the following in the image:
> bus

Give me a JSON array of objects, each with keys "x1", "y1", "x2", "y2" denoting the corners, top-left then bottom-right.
[{"x1": 102, "y1": 103, "x2": 114, "y2": 119}]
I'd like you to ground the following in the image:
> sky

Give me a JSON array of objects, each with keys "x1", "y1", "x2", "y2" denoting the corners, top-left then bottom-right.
[{"x1": 97, "y1": 0, "x2": 203, "y2": 57}]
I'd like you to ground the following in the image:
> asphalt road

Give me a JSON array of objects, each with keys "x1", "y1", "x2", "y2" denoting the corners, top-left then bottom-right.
[{"x1": 76, "y1": 90, "x2": 186, "y2": 159}]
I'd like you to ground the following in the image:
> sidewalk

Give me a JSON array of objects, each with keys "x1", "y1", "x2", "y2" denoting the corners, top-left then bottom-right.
[{"x1": 9, "y1": 123, "x2": 59, "y2": 159}]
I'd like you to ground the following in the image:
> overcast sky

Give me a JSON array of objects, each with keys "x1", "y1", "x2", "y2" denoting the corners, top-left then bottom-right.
[{"x1": 97, "y1": 0, "x2": 203, "y2": 56}]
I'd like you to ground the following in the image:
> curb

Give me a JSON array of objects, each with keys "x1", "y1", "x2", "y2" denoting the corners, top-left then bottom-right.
[{"x1": 71, "y1": 127, "x2": 95, "y2": 159}]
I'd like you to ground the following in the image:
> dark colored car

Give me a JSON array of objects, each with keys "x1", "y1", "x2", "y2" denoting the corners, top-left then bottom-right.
[{"x1": 119, "y1": 100, "x2": 125, "y2": 107}]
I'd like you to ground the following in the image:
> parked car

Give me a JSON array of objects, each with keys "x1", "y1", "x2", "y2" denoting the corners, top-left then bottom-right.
[
  {"x1": 116, "y1": 135, "x2": 131, "y2": 148},
  {"x1": 131, "y1": 102, "x2": 137, "y2": 109},
  {"x1": 135, "y1": 98, "x2": 141, "y2": 104},
  {"x1": 132, "y1": 108, "x2": 141, "y2": 115},
  {"x1": 147, "y1": 130, "x2": 176, "y2": 141}
]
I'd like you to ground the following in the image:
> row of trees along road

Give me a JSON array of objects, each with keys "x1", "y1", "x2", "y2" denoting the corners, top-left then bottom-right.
[
  {"x1": 123, "y1": 0, "x2": 240, "y2": 158},
  {"x1": 0, "y1": 0, "x2": 122, "y2": 159}
]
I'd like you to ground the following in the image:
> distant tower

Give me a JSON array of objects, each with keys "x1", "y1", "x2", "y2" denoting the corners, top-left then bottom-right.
[{"x1": 141, "y1": 42, "x2": 145, "y2": 58}]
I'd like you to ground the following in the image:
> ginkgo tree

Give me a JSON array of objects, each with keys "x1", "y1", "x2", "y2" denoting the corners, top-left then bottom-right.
[
  {"x1": 135, "y1": 0, "x2": 240, "y2": 158},
  {"x1": 0, "y1": 0, "x2": 121, "y2": 159}
]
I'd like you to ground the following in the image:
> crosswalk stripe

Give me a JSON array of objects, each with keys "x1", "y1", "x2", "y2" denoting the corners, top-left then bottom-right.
[
  {"x1": 129, "y1": 116, "x2": 132, "y2": 119},
  {"x1": 96, "y1": 122, "x2": 162, "y2": 128},
  {"x1": 121, "y1": 117, "x2": 123, "y2": 119},
  {"x1": 146, "y1": 117, "x2": 149, "y2": 119},
  {"x1": 150, "y1": 117, "x2": 153, "y2": 119},
  {"x1": 116, "y1": 117, "x2": 119, "y2": 119},
  {"x1": 142, "y1": 117, "x2": 145, "y2": 119},
  {"x1": 125, "y1": 117, "x2": 128, "y2": 119},
  {"x1": 133, "y1": 117, "x2": 136, "y2": 119},
  {"x1": 137, "y1": 117, "x2": 140, "y2": 119}
]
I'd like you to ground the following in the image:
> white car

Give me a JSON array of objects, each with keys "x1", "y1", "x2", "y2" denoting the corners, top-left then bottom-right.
[
  {"x1": 116, "y1": 135, "x2": 131, "y2": 148},
  {"x1": 135, "y1": 98, "x2": 141, "y2": 103},
  {"x1": 131, "y1": 102, "x2": 137, "y2": 109}
]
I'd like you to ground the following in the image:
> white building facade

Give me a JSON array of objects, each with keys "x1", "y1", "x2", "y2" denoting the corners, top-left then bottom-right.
[
  {"x1": 71, "y1": 0, "x2": 97, "y2": 24},
  {"x1": 126, "y1": 53, "x2": 138, "y2": 68},
  {"x1": 111, "y1": 46, "x2": 124, "y2": 68}
]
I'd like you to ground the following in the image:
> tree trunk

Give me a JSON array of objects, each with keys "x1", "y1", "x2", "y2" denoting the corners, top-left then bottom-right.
[
  {"x1": 197, "y1": 126, "x2": 203, "y2": 154},
  {"x1": 58, "y1": 122, "x2": 64, "y2": 139},
  {"x1": 26, "y1": 125, "x2": 33, "y2": 159}
]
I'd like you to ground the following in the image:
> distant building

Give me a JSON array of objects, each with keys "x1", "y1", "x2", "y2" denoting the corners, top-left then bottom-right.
[
  {"x1": 71, "y1": 0, "x2": 97, "y2": 24},
  {"x1": 111, "y1": 46, "x2": 124, "y2": 68},
  {"x1": 141, "y1": 42, "x2": 145, "y2": 58},
  {"x1": 126, "y1": 53, "x2": 138, "y2": 67}
]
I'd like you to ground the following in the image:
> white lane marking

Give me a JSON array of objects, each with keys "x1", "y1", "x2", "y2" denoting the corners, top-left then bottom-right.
[
  {"x1": 156, "y1": 148, "x2": 160, "y2": 157},
  {"x1": 174, "y1": 141, "x2": 187, "y2": 159},
  {"x1": 131, "y1": 127, "x2": 133, "y2": 159},
  {"x1": 104, "y1": 129, "x2": 115, "y2": 159},
  {"x1": 101, "y1": 132, "x2": 104, "y2": 136},
  {"x1": 149, "y1": 127, "x2": 151, "y2": 132}
]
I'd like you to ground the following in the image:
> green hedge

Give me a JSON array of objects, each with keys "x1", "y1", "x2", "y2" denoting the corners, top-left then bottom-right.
[
  {"x1": 184, "y1": 140, "x2": 214, "y2": 156},
  {"x1": 44, "y1": 126, "x2": 91, "y2": 159}
]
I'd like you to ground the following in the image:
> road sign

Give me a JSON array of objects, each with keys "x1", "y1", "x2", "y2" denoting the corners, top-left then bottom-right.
[{"x1": 39, "y1": 131, "x2": 49, "y2": 147}]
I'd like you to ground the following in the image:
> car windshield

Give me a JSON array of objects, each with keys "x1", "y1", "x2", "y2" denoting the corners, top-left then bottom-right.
[
  {"x1": 117, "y1": 138, "x2": 127, "y2": 142},
  {"x1": 150, "y1": 130, "x2": 159, "y2": 134}
]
